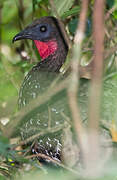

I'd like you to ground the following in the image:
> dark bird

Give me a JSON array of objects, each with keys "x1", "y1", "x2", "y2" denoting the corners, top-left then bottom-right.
[
  {"x1": 12, "y1": 16, "x2": 117, "y2": 166},
  {"x1": 12, "y1": 16, "x2": 69, "y2": 162}
]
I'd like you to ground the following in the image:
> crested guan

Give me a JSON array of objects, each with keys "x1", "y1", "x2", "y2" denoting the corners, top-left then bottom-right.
[
  {"x1": 12, "y1": 15, "x2": 117, "y2": 164},
  {"x1": 12, "y1": 16, "x2": 71, "y2": 162}
]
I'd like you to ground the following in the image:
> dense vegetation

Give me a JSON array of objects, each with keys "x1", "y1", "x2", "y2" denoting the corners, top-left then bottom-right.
[{"x1": 1, "y1": 0, "x2": 117, "y2": 179}]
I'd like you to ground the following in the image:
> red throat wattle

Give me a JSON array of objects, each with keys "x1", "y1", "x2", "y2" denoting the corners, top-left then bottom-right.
[{"x1": 34, "y1": 40, "x2": 58, "y2": 60}]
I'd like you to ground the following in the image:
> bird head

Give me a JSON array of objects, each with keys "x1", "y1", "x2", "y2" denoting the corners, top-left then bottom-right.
[{"x1": 12, "y1": 16, "x2": 68, "y2": 60}]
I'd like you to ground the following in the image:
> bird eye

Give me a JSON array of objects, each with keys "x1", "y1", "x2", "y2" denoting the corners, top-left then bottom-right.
[{"x1": 40, "y1": 25, "x2": 47, "y2": 32}]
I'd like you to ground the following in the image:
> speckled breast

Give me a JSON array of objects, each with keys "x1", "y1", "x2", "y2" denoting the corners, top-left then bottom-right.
[{"x1": 18, "y1": 68, "x2": 70, "y2": 161}]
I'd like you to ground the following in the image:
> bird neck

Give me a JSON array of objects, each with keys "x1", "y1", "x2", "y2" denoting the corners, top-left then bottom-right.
[
  {"x1": 34, "y1": 40, "x2": 58, "y2": 60},
  {"x1": 34, "y1": 37, "x2": 68, "y2": 72}
]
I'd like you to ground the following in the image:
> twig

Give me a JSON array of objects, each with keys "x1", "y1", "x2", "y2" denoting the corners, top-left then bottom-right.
[
  {"x1": 18, "y1": 0, "x2": 24, "y2": 24},
  {"x1": 12, "y1": 123, "x2": 68, "y2": 149},
  {"x1": 105, "y1": 6, "x2": 115, "y2": 20},
  {"x1": 32, "y1": 0, "x2": 35, "y2": 20},
  {"x1": 14, "y1": 0, "x2": 25, "y2": 30},
  {"x1": 67, "y1": 0, "x2": 89, "y2": 166},
  {"x1": 26, "y1": 153, "x2": 79, "y2": 175},
  {"x1": 60, "y1": 112, "x2": 71, "y2": 124},
  {"x1": 49, "y1": 0, "x2": 60, "y2": 18},
  {"x1": 89, "y1": 0, "x2": 105, "y2": 131},
  {"x1": 79, "y1": 42, "x2": 117, "y2": 79},
  {"x1": 87, "y1": 0, "x2": 105, "y2": 175},
  {"x1": 15, "y1": 0, "x2": 37, "y2": 62},
  {"x1": 104, "y1": 45, "x2": 117, "y2": 59}
]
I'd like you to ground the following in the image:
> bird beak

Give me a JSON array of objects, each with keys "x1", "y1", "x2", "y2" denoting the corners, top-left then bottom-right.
[{"x1": 12, "y1": 28, "x2": 34, "y2": 43}]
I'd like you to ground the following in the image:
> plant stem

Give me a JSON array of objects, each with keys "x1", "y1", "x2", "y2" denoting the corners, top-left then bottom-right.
[
  {"x1": 87, "y1": 0, "x2": 105, "y2": 176},
  {"x1": 67, "y1": 0, "x2": 89, "y2": 168}
]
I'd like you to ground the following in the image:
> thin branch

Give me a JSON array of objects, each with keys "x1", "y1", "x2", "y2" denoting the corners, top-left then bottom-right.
[
  {"x1": 79, "y1": 43, "x2": 117, "y2": 79},
  {"x1": 32, "y1": 0, "x2": 36, "y2": 20},
  {"x1": 49, "y1": 0, "x2": 60, "y2": 18},
  {"x1": 12, "y1": 123, "x2": 68, "y2": 148},
  {"x1": 89, "y1": 0, "x2": 105, "y2": 130},
  {"x1": 67, "y1": 0, "x2": 89, "y2": 166},
  {"x1": 105, "y1": 6, "x2": 115, "y2": 20},
  {"x1": 14, "y1": 0, "x2": 25, "y2": 30},
  {"x1": 104, "y1": 45, "x2": 117, "y2": 59},
  {"x1": 26, "y1": 153, "x2": 79, "y2": 175},
  {"x1": 87, "y1": 0, "x2": 105, "y2": 175}
]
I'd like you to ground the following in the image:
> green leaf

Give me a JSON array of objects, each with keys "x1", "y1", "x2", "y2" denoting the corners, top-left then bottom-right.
[
  {"x1": 62, "y1": 6, "x2": 80, "y2": 18},
  {"x1": 53, "y1": 0, "x2": 74, "y2": 16},
  {"x1": 101, "y1": 75, "x2": 117, "y2": 123},
  {"x1": 0, "y1": 175, "x2": 7, "y2": 180},
  {"x1": 106, "y1": 0, "x2": 114, "y2": 8},
  {"x1": 113, "y1": 10, "x2": 117, "y2": 19},
  {"x1": 36, "y1": 0, "x2": 43, "y2": 3},
  {"x1": 68, "y1": 18, "x2": 78, "y2": 35},
  {"x1": 0, "y1": 134, "x2": 10, "y2": 157},
  {"x1": 68, "y1": 18, "x2": 92, "y2": 36}
]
